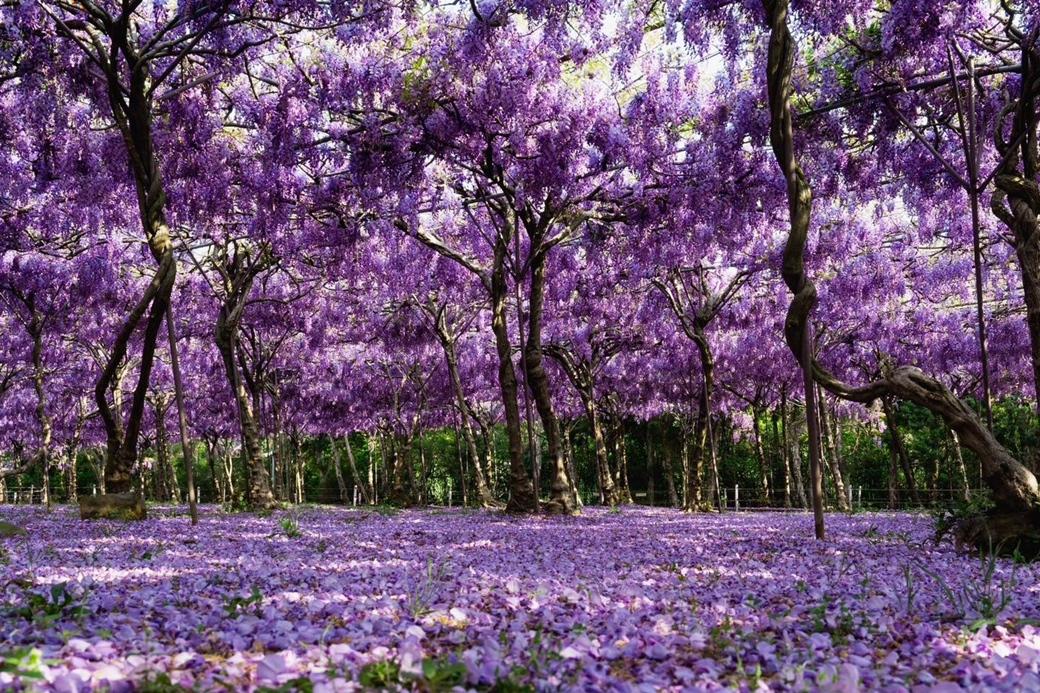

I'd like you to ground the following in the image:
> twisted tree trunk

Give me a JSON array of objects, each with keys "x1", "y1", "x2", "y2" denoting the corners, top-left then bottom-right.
[{"x1": 763, "y1": 0, "x2": 1040, "y2": 554}]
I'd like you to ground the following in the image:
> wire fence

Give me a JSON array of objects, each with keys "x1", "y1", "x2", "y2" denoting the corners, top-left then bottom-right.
[{"x1": 0, "y1": 482, "x2": 978, "y2": 512}]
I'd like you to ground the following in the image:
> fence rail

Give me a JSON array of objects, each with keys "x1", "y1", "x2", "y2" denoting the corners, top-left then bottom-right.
[{"x1": 0, "y1": 482, "x2": 979, "y2": 512}]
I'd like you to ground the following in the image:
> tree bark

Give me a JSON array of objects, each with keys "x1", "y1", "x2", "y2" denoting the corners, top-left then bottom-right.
[
  {"x1": 330, "y1": 439, "x2": 350, "y2": 504},
  {"x1": 523, "y1": 255, "x2": 577, "y2": 514},
  {"x1": 818, "y1": 393, "x2": 849, "y2": 511},
  {"x1": 436, "y1": 325, "x2": 498, "y2": 507},
  {"x1": 340, "y1": 436, "x2": 372, "y2": 505},
  {"x1": 763, "y1": 0, "x2": 1039, "y2": 553},
  {"x1": 991, "y1": 37, "x2": 1040, "y2": 423},
  {"x1": 29, "y1": 311, "x2": 52, "y2": 511},
  {"x1": 752, "y1": 406, "x2": 771, "y2": 505},
  {"x1": 489, "y1": 249, "x2": 537, "y2": 512},
  {"x1": 663, "y1": 426, "x2": 680, "y2": 507},
  {"x1": 784, "y1": 397, "x2": 808, "y2": 509},
  {"x1": 882, "y1": 398, "x2": 921, "y2": 506},
  {"x1": 166, "y1": 306, "x2": 197, "y2": 523},
  {"x1": 214, "y1": 255, "x2": 275, "y2": 509}
]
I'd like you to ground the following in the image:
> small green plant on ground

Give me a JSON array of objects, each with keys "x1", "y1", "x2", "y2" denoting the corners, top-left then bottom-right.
[
  {"x1": 358, "y1": 659, "x2": 401, "y2": 688},
  {"x1": 223, "y1": 586, "x2": 264, "y2": 618},
  {"x1": 0, "y1": 647, "x2": 49, "y2": 683},
  {"x1": 6, "y1": 582, "x2": 88, "y2": 626},
  {"x1": 909, "y1": 537, "x2": 1019, "y2": 632},
  {"x1": 279, "y1": 513, "x2": 301, "y2": 539},
  {"x1": 407, "y1": 558, "x2": 449, "y2": 618},
  {"x1": 932, "y1": 490, "x2": 995, "y2": 544}
]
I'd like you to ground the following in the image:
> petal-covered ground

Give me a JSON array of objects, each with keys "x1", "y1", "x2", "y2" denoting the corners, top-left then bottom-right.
[{"x1": 1, "y1": 506, "x2": 1038, "y2": 692}]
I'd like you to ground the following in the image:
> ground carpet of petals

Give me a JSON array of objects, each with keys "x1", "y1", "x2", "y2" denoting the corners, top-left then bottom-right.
[{"x1": 1, "y1": 506, "x2": 1039, "y2": 691}]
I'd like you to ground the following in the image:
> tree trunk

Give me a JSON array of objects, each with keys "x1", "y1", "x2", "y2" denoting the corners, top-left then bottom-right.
[
  {"x1": 615, "y1": 424, "x2": 633, "y2": 503},
  {"x1": 587, "y1": 399, "x2": 621, "y2": 506},
  {"x1": 663, "y1": 427, "x2": 679, "y2": 507},
  {"x1": 523, "y1": 255, "x2": 577, "y2": 514},
  {"x1": 647, "y1": 428, "x2": 656, "y2": 507},
  {"x1": 882, "y1": 398, "x2": 921, "y2": 506},
  {"x1": 784, "y1": 397, "x2": 808, "y2": 509},
  {"x1": 92, "y1": 64, "x2": 177, "y2": 498},
  {"x1": 490, "y1": 252, "x2": 536, "y2": 513},
  {"x1": 764, "y1": 0, "x2": 1039, "y2": 554},
  {"x1": 206, "y1": 438, "x2": 222, "y2": 503},
  {"x1": 888, "y1": 436, "x2": 900, "y2": 510},
  {"x1": 685, "y1": 404, "x2": 708, "y2": 510},
  {"x1": 772, "y1": 408, "x2": 791, "y2": 507},
  {"x1": 818, "y1": 393, "x2": 848, "y2": 511},
  {"x1": 752, "y1": 406, "x2": 771, "y2": 505},
  {"x1": 330, "y1": 439, "x2": 350, "y2": 504},
  {"x1": 29, "y1": 315, "x2": 52, "y2": 511},
  {"x1": 991, "y1": 41, "x2": 1040, "y2": 423},
  {"x1": 564, "y1": 425, "x2": 582, "y2": 508},
  {"x1": 950, "y1": 429, "x2": 971, "y2": 503},
  {"x1": 153, "y1": 397, "x2": 173, "y2": 502},
  {"x1": 439, "y1": 334, "x2": 498, "y2": 507},
  {"x1": 166, "y1": 306, "x2": 196, "y2": 522},
  {"x1": 340, "y1": 436, "x2": 372, "y2": 505},
  {"x1": 215, "y1": 284, "x2": 275, "y2": 509}
]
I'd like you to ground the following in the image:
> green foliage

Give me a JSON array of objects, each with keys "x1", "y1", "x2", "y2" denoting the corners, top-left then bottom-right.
[
  {"x1": 279, "y1": 513, "x2": 301, "y2": 539},
  {"x1": 910, "y1": 540, "x2": 1018, "y2": 632},
  {"x1": 7, "y1": 582, "x2": 88, "y2": 626},
  {"x1": 137, "y1": 671, "x2": 193, "y2": 692},
  {"x1": 358, "y1": 659, "x2": 401, "y2": 688},
  {"x1": 419, "y1": 657, "x2": 468, "y2": 690},
  {"x1": 258, "y1": 677, "x2": 315, "y2": 692},
  {"x1": 0, "y1": 647, "x2": 49, "y2": 682},
  {"x1": 487, "y1": 668, "x2": 535, "y2": 693},
  {"x1": 932, "y1": 489, "x2": 995, "y2": 542},
  {"x1": 223, "y1": 586, "x2": 264, "y2": 617},
  {"x1": 407, "y1": 558, "x2": 448, "y2": 618},
  {"x1": 0, "y1": 520, "x2": 27, "y2": 538}
]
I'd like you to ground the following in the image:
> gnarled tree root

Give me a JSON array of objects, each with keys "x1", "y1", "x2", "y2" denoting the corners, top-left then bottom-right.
[
  {"x1": 79, "y1": 493, "x2": 146, "y2": 520},
  {"x1": 954, "y1": 510, "x2": 1040, "y2": 561}
]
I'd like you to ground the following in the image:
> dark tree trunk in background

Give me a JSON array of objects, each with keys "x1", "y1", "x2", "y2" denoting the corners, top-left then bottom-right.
[
  {"x1": 883, "y1": 398, "x2": 920, "y2": 506},
  {"x1": 647, "y1": 428, "x2": 656, "y2": 506},
  {"x1": 818, "y1": 393, "x2": 848, "y2": 511},
  {"x1": 340, "y1": 437, "x2": 372, "y2": 505},
  {"x1": 436, "y1": 325, "x2": 498, "y2": 507},
  {"x1": 752, "y1": 406, "x2": 771, "y2": 505},
  {"x1": 783, "y1": 397, "x2": 808, "y2": 509},
  {"x1": 166, "y1": 307, "x2": 196, "y2": 523},
  {"x1": 772, "y1": 409, "x2": 791, "y2": 507},
  {"x1": 888, "y1": 438, "x2": 900, "y2": 510},
  {"x1": 663, "y1": 427, "x2": 680, "y2": 508},
  {"x1": 28, "y1": 310, "x2": 52, "y2": 510},
  {"x1": 331, "y1": 439, "x2": 350, "y2": 504},
  {"x1": 685, "y1": 404, "x2": 708, "y2": 510}
]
